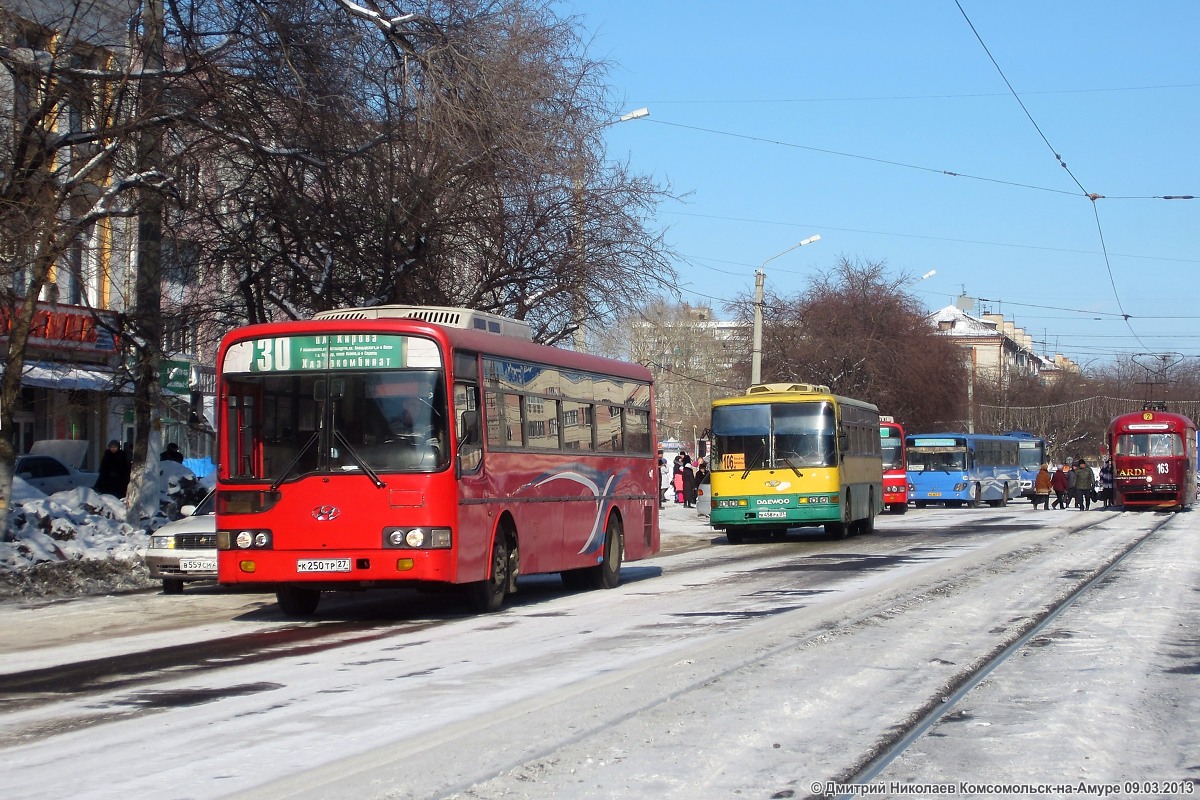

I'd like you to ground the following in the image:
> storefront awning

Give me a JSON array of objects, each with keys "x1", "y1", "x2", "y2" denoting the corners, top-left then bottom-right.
[{"x1": 20, "y1": 361, "x2": 121, "y2": 392}]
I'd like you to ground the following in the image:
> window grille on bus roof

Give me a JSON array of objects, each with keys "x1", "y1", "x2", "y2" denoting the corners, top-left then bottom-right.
[
  {"x1": 311, "y1": 305, "x2": 533, "y2": 341},
  {"x1": 746, "y1": 382, "x2": 830, "y2": 395}
]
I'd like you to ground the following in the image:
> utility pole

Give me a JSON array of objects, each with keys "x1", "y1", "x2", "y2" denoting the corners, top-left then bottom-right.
[
  {"x1": 750, "y1": 235, "x2": 820, "y2": 386},
  {"x1": 750, "y1": 270, "x2": 765, "y2": 385}
]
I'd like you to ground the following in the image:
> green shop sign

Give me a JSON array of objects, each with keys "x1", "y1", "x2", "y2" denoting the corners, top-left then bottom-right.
[{"x1": 160, "y1": 359, "x2": 191, "y2": 393}]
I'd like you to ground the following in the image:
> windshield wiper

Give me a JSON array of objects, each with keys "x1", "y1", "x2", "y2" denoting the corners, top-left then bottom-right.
[
  {"x1": 334, "y1": 430, "x2": 386, "y2": 489},
  {"x1": 780, "y1": 456, "x2": 803, "y2": 477},
  {"x1": 270, "y1": 431, "x2": 321, "y2": 492},
  {"x1": 741, "y1": 443, "x2": 766, "y2": 480}
]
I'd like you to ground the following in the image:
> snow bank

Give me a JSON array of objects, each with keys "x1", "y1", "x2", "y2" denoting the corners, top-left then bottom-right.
[{"x1": 0, "y1": 460, "x2": 214, "y2": 599}]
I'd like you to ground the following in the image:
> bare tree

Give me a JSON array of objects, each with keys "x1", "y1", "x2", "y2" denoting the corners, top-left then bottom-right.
[
  {"x1": 729, "y1": 256, "x2": 968, "y2": 431},
  {"x1": 158, "y1": 0, "x2": 674, "y2": 344}
]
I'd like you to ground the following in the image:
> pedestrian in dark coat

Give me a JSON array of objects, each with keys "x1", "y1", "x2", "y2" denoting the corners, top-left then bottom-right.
[
  {"x1": 1073, "y1": 459, "x2": 1095, "y2": 510},
  {"x1": 94, "y1": 439, "x2": 131, "y2": 498},
  {"x1": 1050, "y1": 464, "x2": 1070, "y2": 509},
  {"x1": 162, "y1": 443, "x2": 184, "y2": 463},
  {"x1": 1099, "y1": 457, "x2": 1114, "y2": 507}
]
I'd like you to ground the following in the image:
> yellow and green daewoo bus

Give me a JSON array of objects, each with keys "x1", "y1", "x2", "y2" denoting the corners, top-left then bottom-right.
[{"x1": 708, "y1": 383, "x2": 883, "y2": 542}]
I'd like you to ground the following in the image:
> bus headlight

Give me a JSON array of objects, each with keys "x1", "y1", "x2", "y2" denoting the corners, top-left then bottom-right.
[
  {"x1": 383, "y1": 527, "x2": 452, "y2": 549},
  {"x1": 953, "y1": 482, "x2": 968, "y2": 492},
  {"x1": 222, "y1": 530, "x2": 272, "y2": 550}
]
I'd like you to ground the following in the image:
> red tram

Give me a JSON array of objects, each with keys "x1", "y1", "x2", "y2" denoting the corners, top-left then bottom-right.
[{"x1": 1107, "y1": 409, "x2": 1198, "y2": 510}]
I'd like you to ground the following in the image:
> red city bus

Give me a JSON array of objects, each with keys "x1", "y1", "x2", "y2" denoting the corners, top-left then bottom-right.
[
  {"x1": 215, "y1": 306, "x2": 660, "y2": 616},
  {"x1": 879, "y1": 416, "x2": 908, "y2": 513},
  {"x1": 1107, "y1": 409, "x2": 1198, "y2": 510}
]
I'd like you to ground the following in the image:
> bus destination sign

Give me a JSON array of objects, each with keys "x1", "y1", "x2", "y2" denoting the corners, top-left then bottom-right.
[{"x1": 223, "y1": 334, "x2": 439, "y2": 373}]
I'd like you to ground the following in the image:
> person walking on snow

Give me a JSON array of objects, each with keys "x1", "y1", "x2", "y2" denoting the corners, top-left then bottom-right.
[
  {"x1": 1099, "y1": 457, "x2": 1114, "y2": 507},
  {"x1": 1073, "y1": 459, "x2": 1095, "y2": 510},
  {"x1": 1050, "y1": 464, "x2": 1070, "y2": 509},
  {"x1": 1034, "y1": 464, "x2": 1053, "y2": 510}
]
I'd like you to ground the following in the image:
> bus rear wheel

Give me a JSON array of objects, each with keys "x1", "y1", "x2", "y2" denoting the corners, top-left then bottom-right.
[
  {"x1": 562, "y1": 518, "x2": 623, "y2": 591},
  {"x1": 888, "y1": 503, "x2": 907, "y2": 514},
  {"x1": 466, "y1": 533, "x2": 510, "y2": 613},
  {"x1": 277, "y1": 586, "x2": 320, "y2": 617}
]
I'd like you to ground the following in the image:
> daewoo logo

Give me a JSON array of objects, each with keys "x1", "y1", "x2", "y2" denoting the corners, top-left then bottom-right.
[
  {"x1": 758, "y1": 498, "x2": 790, "y2": 505},
  {"x1": 312, "y1": 506, "x2": 341, "y2": 521}
]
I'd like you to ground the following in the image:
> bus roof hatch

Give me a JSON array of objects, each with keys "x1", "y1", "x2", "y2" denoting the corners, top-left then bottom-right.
[{"x1": 312, "y1": 305, "x2": 533, "y2": 341}]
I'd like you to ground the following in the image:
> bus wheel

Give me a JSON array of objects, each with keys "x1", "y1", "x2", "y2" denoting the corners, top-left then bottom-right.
[
  {"x1": 563, "y1": 517, "x2": 623, "y2": 591},
  {"x1": 276, "y1": 586, "x2": 320, "y2": 617},
  {"x1": 970, "y1": 486, "x2": 982, "y2": 508},
  {"x1": 914, "y1": 501, "x2": 927, "y2": 509},
  {"x1": 889, "y1": 503, "x2": 907, "y2": 514},
  {"x1": 726, "y1": 529, "x2": 745, "y2": 545},
  {"x1": 466, "y1": 534, "x2": 510, "y2": 613},
  {"x1": 824, "y1": 521, "x2": 847, "y2": 539}
]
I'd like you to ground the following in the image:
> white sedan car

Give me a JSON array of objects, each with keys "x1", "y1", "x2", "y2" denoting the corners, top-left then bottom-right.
[
  {"x1": 14, "y1": 454, "x2": 98, "y2": 495},
  {"x1": 145, "y1": 492, "x2": 217, "y2": 594}
]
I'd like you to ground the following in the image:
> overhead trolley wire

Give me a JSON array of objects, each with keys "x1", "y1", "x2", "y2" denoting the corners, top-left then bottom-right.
[{"x1": 953, "y1": 0, "x2": 1156, "y2": 353}]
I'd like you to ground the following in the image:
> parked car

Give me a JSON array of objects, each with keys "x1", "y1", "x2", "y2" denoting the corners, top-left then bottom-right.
[
  {"x1": 145, "y1": 491, "x2": 216, "y2": 594},
  {"x1": 14, "y1": 454, "x2": 98, "y2": 495}
]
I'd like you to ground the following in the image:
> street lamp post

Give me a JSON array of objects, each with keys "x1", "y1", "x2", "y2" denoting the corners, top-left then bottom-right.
[{"x1": 751, "y1": 235, "x2": 820, "y2": 385}]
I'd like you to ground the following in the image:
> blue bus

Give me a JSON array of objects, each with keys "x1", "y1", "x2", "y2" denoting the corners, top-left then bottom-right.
[
  {"x1": 905, "y1": 433, "x2": 1021, "y2": 508},
  {"x1": 1003, "y1": 431, "x2": 1048, "y2": 505}
]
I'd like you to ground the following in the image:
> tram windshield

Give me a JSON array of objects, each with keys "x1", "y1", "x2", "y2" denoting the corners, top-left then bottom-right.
[{"x1": 1114, "y1": 432, "x2": 1183, "y2": 457}]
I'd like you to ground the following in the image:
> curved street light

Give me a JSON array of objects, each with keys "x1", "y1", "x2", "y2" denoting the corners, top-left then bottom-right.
[
  {"x1": 751, "y1": 235, "x2": 821, "y2": 384},
  {"x1": 573, "y1": 108, "x2": 650, "y2": 350}
]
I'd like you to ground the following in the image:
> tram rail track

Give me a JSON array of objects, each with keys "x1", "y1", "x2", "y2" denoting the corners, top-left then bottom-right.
[{"x1": 827, "y1": 511, "x2": 1179, "y2": 800}]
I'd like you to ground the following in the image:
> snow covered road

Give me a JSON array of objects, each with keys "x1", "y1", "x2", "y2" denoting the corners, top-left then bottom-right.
[{"x1": 2, "y1": 503, "x2": 1195, "y2": 799}]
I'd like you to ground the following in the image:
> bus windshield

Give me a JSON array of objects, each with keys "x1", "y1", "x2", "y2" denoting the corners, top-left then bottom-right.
[
  {"x1": 881, "y1": 436, "x2": 903, "y2": 470},
  {"x1": 907, "y1": 447, "x2": 967, "y2": 472},
  {"x1": 712, "y1": 401, "x2": 836, "y2": 469},
  {"x1": 1017, "y1": 443, "x2": 1044, "y2": 470},
  {"x1": 225, "y1": 368, "x2": 450, "y2": 481}
]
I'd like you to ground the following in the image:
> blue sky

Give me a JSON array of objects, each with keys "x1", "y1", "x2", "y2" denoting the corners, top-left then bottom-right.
[{"x1": 569, "y1": 1, "x2": 1200, "y2": 369}]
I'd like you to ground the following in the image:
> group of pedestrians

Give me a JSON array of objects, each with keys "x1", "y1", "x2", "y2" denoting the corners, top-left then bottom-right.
[
  {"x1": 659, "y1": 450, "x2": 706, "y2": 508},
  {"x1": 1033, "y1": 456, "x2": 1115, "y2": 511}
]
